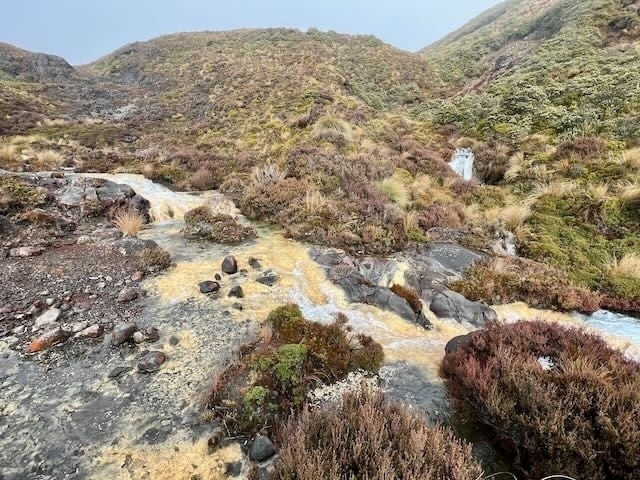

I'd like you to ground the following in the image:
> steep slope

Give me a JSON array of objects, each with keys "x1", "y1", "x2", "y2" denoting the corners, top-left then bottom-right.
[{"x1": 418, "y1": 0, "x2": 640, "y2": 141}]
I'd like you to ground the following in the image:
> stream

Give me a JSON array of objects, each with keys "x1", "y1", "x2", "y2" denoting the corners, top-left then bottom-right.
[{"x1": 2, "y1": 173, "x2": 639, "y2": 479}]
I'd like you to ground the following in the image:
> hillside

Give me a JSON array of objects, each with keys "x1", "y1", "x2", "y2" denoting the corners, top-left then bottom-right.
[
  {"x1": 418, "y1": 0, "x2": 640, "y2": 142},
  {"x1": 1, "y1": 21, "x2": 639, "y2": 311}
]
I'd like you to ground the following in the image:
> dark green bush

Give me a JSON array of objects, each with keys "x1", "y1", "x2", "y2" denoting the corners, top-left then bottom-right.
[{"x1": 441, "y1": 320, "x2": 640, "y2": 480}]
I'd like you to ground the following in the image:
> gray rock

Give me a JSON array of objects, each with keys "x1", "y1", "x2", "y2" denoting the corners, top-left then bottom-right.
[
  {"x1": 75, "y1": 324, "x2": 105, "y2": 339},
  {"x1": 111, "y1": 322, "x2": 138, "y2": 346},
  {"x1": 222, "y1": 256, "x2": 238, "y2": 275},
  {"x1": 117, "y1": 287, "x2": 138, "y2": 303},
  {"x1": 9, "y1": 246, "x2": 45, "y2": 257},
  {"x1": 445, "y1": 333, "x2": 474, "y2": 354},
  {"x1": 138, "y1": 351, "x2": 166, "y2": 373},
  {"x1": 256, "y1": 270, "x2": 279, "y2": 287},
  {"x1": 34, "y1": 308, "x2": 61, "y2": 329},
  {"x1": 207, "y1": 426, "x2": 226, "y2": 453},
  {"x1": 112, "y1": 238, "x2": 159, "y2": 256},
  {"x1": 133, "y1": 327, "x2": 160, "y2": 344},
  {"x1": 228, "y1": 286, "x2": 244, "y2": 299},
  {"x1": 57, "y1": 185, "x2": 85, "y2": 206},
  {"x1": 199, "y1": 281, "x2": 220, "y2": 294},
  {"x1": 249, "y1": 435, "x2": 276, "y2": 462},
  {"x1": 71, "y1": 321, "x2": 90, "y2": 333},
  {"x1": 429, "y1": 289, "x2": 497, "y2": 326}
]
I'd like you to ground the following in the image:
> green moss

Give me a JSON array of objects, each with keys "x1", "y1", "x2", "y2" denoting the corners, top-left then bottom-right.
[{"x1": 270, "y1": 344, "x2": 308, "y2": 389}]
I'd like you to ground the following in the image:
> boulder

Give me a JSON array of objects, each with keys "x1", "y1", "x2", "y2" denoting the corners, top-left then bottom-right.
[
  {"x1": 113, "y1": 238, "x2": 159, "y2": 256},
  {"x1": 133, "y1": 327, "x2": 160, "y2": 344},
  {"x1": 249, "y1": 435, "x2": 276, "y2": 462},
  {"x1": 199, "y1": 281, "x2": 220, "y2": 294},
  {"x1": 57, "y1": 185, "x2": 85, "y2": 206},
  {"x1": 445, "y1": 333, "x2": 474, "y2": 354},
  {"x1": 429, "y1": 289, "x2": 497, "y2": 326},
  {"x1": 111, "y1": 322, "x2": 138, "y2": 345},
  {"x1": 138, "y1": 351, "x2": 166, "y2": 373},
  {"x1": 222, "y1": 256, "x2": 238, "y2": 274},
  {"x1": 34, "y1": 308, "x2": 61, "y2": 329},
  {"x1": 256, "y1": 270, "x2": 279, "y2": 287}
]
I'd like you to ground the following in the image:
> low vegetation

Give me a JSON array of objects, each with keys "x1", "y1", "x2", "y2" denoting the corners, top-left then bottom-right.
[
  {"x1": 112, "y1": 210, "x2": 144, "y2": 238},
  {"x1": 271, "y1": 388, "x2": 483, "y2": 480},
  {"x1": 441, "y1": 320, "x2": 640, "y2": 480},
  {"x1": 182, "y1": 205, "x2": 257, "y2": 244},
  {"x1": 206, "y1": 304, "x2": 384, "y2": 435}
]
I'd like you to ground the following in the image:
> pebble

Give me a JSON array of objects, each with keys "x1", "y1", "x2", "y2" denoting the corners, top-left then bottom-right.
[
  {"x1": 60, "y1": 303, "x2": 71, "y2": 312},
  {"x1": 71, "y1": 321, "x2": 91, "y2": 333},
  {"x1": 28, "y1": 327, "x2": 70, "y2": 353},
  {"x1": 12, "y1": 325, "x2": 25, "y2": 335},
  {"x1": 169, "y1": 336, "x2": 180, "y2": 346},
  {"x1": 111, "y1": 322, "x2": 138, "y2": 346},
  {"x1": 214, "y1": 273, "x2": 222, "y2": 281},
  {"x1": 133, "y1": 327, "x2": 160, "y2": 344},
  {"x1": 232, "y1": 303, "x2": 243, "y2": 311},
  {"x1": 228, "y1": 286, "x2": 244, "y2": 299},
  {"x1": 256, "y1": 270, "x2": 280, "y2": 287},
  {"x1": 249, "y1": 435, "x2": 276, "y2": 462},
  {"x1": 222, "y1": 256, "x2": 238, "y2": 275},
  {"x1": 117, "y1": 287, "x2": 138, "y2": 303},
  {"x1": 45, "y1": 298, "x2": 55, "y2": 306},
  {"x1": 199, "y1": 281, "x2": 220, "y2": 294},
  {"x1": 76, "y1": 325, "x2": 105, "y2": 339},
  {"x1": 138, "y1": 351, "x2": 166, "y2": 373},
  {"x1": 131, "y1": 271, "x2": 144, "y2": 282},
  {"x1": 248, "y1": 257, "x2": 262, "y2": 270},
  {"x1": 34, "y1": 308, "x2": 61, "y2": 329}
]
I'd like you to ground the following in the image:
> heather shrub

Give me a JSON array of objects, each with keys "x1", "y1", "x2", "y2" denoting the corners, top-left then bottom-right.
[
  {"x1": 272, "y1": 388, "x2": 483, "y2": 480},
  {"x1": 450, "y1": 257, "x2": 601, "y2": 312},
  {"x1": 206, "y1": 305, "x2": 384, "y2": 435},
  {"x1": 418, "y1": 203, "x2": 463, "y2": 230},
  {"x1": 182, "y1": 205, "x2": 256, "y2": 244},
  {"x1": 441, "y1": 320, "x2": 640, "y2": 480},
  {"x1": 240, "y1": 177, "x2": 308, "y2": 222},
  {"x1": 552, "y1": 136, "x2": 607, "y2": 161},
  {"x1": 137, "y1": 247, "x2": 172, "y2": 272}
]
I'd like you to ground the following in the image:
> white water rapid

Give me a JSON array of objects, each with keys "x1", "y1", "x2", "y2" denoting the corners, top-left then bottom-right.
[{"x1": 449, "y1": 148, "x2": 475, "y2": 181}]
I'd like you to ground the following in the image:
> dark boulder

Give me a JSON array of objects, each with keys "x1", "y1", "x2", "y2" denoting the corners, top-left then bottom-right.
[
  {"x1": 249, "y1": 435, "x2": 276, "y2": 462},
  {"x1": 199, "y1": 281, "x2": 220, "y2": 294},
  {"x1": 222, "y1": 256, "x2": 238, "y2": 275},
  {"x1": 429, "y1": 289, "x2": 497, "y2": 326}
]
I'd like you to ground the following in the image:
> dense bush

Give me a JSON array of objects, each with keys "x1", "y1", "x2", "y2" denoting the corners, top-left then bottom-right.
[
  {"x1": 450, "y1": 257, "x2": 601, "y2": 313},
  {"x1": 207, "y1": 304, "x2": 384, "y2": 435},
  {"x1": 441, "y1": 320, "x2": 640, "y2": 480},
  {"x1": 271, "y1": 388, "x2": 483, "y2": 480},
  {"x1": 182, "y1": 205, "x2": 256, "y2": 244}
]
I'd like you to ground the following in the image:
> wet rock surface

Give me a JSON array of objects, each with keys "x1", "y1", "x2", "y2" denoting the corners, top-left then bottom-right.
[{"x1": 430, "y1": 289, "x2": 497, "y2": 326}]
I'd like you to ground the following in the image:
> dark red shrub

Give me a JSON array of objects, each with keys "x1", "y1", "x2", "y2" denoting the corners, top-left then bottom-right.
[
  {"x1": 441, "y1": 320, "x2": 640, "y2": 480},
  {"x1": 418, "y1": 203, "x2": 463, "y2": 230}
]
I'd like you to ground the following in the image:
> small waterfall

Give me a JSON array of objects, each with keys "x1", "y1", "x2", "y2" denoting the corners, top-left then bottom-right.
[{"x1": 448, "y1": 148, "x2": 475, "y2": 181}]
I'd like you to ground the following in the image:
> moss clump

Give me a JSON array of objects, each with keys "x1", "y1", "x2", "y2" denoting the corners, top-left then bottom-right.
[
  {"x1": 136, "y1": 247, "x2": 172, "y2": 272},
  {"x1": 207, "y1": 304, "x2": 384, "y2": 435},
  {"x1": 0, "y1": 176, "x2": 48, "y2": 213}
]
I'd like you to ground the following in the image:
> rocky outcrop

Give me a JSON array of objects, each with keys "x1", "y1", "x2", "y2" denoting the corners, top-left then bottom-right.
[
  {"x1": 0, "y1": 42, "x2": 76, "y2": 82},
  {"x1": 312, "y1": 242, "x2": 494, "y2": 328},
  {"x1": 430, "y1": 289, "x2": 497, "y2": 326}
]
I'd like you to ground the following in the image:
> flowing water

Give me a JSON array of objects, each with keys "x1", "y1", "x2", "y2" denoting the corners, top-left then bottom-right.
[
  {"x1": 70, "y1": 174, "x2": 640, "y2": 477},
  {"x1": 449, "y1": 148, "x2": 475, "y2": 181}
]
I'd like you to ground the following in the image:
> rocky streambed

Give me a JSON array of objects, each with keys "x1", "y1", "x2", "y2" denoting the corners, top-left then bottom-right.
[{"x1": 1, "y1": 172, "x2": 639, "y2": 479}]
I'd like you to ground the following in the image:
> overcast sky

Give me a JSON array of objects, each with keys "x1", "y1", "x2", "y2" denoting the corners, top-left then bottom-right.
[{"x1": 2, "y1": 0, "x2": 501, "y2": 65}]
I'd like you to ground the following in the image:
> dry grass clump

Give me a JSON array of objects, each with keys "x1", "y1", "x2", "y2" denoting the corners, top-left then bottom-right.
[
  {"x1": 619, "y1": 148, "x2": 640, "y2": 169},
  {"x1": 531, "y1": 180, "x2": 578, "y2": 199},
  {"x1": 450, "y1": 257, "x2": 601, "y2": 312},
  {"x1": 34, "y1": 149, "x2": 65, "y2": 169},
  {"x1": 272, "y1": 388, "x2": 483, "y2": 480},
  {"x1": 618, "y1": 182, "x2": 640, "y2": 207},
  {"x1": 606, "y1": 253, "x2": 640, "y2": 280},
  {"x1": 251, "y1": 163, "x2": 286, "y2": 187},
  {"x1": 585, "y1": 182, "x2": 611, "y2": 204},
  {"x1": 377, "y1": 177, "x2": 409, "y2": 207},
  {"x1": 312, "y1": 115, "x2": 355, "y2": 145},
  {"x1": 112, "y1": 209, "x2": 144, "y2": 237},
  {"x1": 499, "y1": 204, "x2": 531, "y2": 231},
  {"x1": 441, "y1": 320, "x2": 640, "y2": 480},
  {"x1": 0, "y1": 144, "x2": 18, "y2": 166},
  {"x1": 187, "y1": 167, "x2": 216, "y2": 190}
]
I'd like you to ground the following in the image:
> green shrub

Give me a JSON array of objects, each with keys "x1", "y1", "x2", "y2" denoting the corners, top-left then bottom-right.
[
  {"x1": 441, "y1": 320, "x2": 640, "y2": 480},
  {"x1": 182, "y1": 205, "x2": 256, "y2": 244},
  {"x1": 207, "y1": 305, "x2": 384, "y2": 435},
  {"x1": 272, "y1": 388, "x2": 483, "y2": 480}
]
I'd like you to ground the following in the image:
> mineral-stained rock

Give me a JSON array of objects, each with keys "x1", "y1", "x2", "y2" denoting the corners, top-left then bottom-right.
[{"x1": 28, "y1": 326, "x2": 70, "y2": 353}]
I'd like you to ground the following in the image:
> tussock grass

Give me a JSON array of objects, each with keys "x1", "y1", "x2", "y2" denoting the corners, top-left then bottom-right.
[
  {"x1": 251, "y1": 164, "x2": 286, "y2": 187},
  {"x1": 0, "y1": 144, "x2": 17, "y2": 166},
  {"x1": 606, "y1": 253, "x2": 640, "y2": 280},
  {"x1": 585, "y1": 182, "x2": 611, "y2": 204},
  {"x1": 305, "y1": 189, "x2": 326, "y2": 212},
  {"x1": 34, "y1": 149, "x2": 64, "y2": 169},
  {"x1": 499, "y1": 204, "x2": 531, "y2": 231},
  {"x1": 312, "y1": 115, "x2": 354, "y2": 144},
  {"x1": 113, "y1": 210, "x2": 144, "y2": 237},
  {"x1": 620, "y1": 148, "x2": 640, "y2": 169},
  {"x1": 618, "y1": 182, "x2": 640, "y2": 207},
  {"x1": 378, "y1": 177, "x2": 409, "y2": 207},
  {"x1": 531, "y1": 180, "x2": 577, "y2": 199}
]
